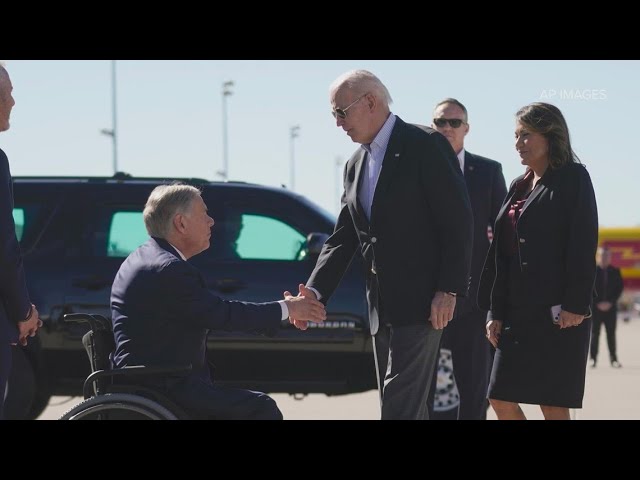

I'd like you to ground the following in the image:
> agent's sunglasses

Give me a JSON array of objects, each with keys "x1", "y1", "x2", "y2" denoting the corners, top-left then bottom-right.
[
  {"x1": 332, "y1": 94, "x2": 367, "y2": 119},
  {"x1": 433, "y1": 118, "x2": 466, "y2": 128}
]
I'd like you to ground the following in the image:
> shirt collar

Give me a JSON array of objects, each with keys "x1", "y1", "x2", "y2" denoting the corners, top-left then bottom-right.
[
  {"x1": 457, "y1": 149, "x2": 465, "y2": 172},
  {"x1": 168, "y1": 242, "x2": 187, "y2": 261},
  {"x1": 361, "y1": 113, "x2": 396, "y2": 157}
]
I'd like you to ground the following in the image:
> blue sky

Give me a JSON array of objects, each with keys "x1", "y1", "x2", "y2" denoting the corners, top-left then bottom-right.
[{"x1": 2, "y1": 60, "x2": 637, "y2": 226}]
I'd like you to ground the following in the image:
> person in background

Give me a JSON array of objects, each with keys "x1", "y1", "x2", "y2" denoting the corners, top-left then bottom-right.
[
  {"x1": 429, "y1": 98, "x2": 507, "y2": 420},
  {"x1": 291, "y1": 70, "x2": 473, "y2": 420},
  {"x1": 0, "y1": 62, "x2": 42, "y2": 420},
  {"x1": 479, "y1": 102, "x2": 598, "y2": 420},
  {"x1": 590, "y1": 246, "x2": 624, "y2": 368}
]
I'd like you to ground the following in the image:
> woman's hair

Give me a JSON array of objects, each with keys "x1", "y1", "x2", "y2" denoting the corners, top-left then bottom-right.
[{"x1": 515, "y1": 102, "x2": 581, "y2": 169}]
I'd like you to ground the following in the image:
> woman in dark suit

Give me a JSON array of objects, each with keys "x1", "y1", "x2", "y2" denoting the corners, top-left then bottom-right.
[{"x1": 478, "y1": 102, "x2": 598, "y2": 420}]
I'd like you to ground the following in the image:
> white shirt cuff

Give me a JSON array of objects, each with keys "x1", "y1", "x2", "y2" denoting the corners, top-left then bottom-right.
[
  {"x1": 278, "y1": 300, "x2": 289, "y2": 321},
  {"x1": 307, "y1": 286, "x2": 321, "y2": 301}
]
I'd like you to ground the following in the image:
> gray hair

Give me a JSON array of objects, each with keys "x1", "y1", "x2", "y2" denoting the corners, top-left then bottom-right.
[
  {"x1": 434, "y1": 98, "x2": 468, "y2": 122},
  {"x1": 143, "y1": 184, "x2": 202, "y2": 238},
  {"x1": 329, "y1": 69, "x2": 393, "y2": 107}
]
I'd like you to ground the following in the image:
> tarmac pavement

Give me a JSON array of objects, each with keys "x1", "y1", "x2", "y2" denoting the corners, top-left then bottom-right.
[{"x1": 38, "y1": 314, "x2": 640, "y2": 420}]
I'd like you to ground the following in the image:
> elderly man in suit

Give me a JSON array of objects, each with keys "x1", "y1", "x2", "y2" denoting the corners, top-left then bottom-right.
[
  {"x1": 429, "y1": 98, "x2": 507, "y2": 420},
  {"x1": 290, "y1": 70, "x2": 473, "y2": 420},
  {"x1": 0, "y1": 63, "x2": 42, "y2": 419},
  {"x1": 111, "y1": 184, "x2": 326, "y2": 419}
]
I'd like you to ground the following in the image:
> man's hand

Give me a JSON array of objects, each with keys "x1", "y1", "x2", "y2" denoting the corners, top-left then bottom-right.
[
  {"x1": 17, "y1": 304, "x2": 42, "y2": 346},
  {"x1": 557, "y1": 310, "x2": 585, "y2": 329},
  {"x1": 486, "y1": 319, "x2": 502, "y2": 348},
  {"x1": 429, "y1": 291, "x2": 456, "y2": 330},
  {"x1": 284, "y1": 284, "x2": 325, "y2": 331}
]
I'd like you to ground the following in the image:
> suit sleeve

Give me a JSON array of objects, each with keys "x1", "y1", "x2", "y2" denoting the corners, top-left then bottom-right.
[
  {"x1": 611, "y1": 268, "x2": 624, "y2": 303},
  {"x1": 490, "y1": 163, "x2": 508, "y2": 228},
  {"x1": 562, "y1": 166, "x2": 599, "y2": 315},
  {"x1": 306, "y1": 161, "x2": 360, "y2": 303},
  {"x1": 162, "y1": 261, "x2": 281, "y2": 336},
  {"x1": 0, "y1": 150, "x2": 31, "y2": 324},
  {"x1": 422, "y1": 132, "x2": 474, "y2": 295}
]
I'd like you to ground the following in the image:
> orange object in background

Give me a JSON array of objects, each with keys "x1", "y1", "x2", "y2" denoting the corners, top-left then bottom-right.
[{"x1": 598, "y1": 227, "x2": 640, "y2": 314}]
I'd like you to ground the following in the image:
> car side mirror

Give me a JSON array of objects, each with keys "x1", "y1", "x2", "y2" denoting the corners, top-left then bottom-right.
[{"x1": 306, "y1": 232, "x2": 329, "y2": 256}]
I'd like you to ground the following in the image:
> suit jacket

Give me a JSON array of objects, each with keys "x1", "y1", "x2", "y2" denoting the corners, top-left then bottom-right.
[
  {"x1": 0, "y1": 148, "x2": 31, "y2": 345},
  {"x1": 478, "y1": 163, "x2": 598, "y2": 319},
  {"x1": 593, "y1": 265, "x2": 623, "y2": 312},
  {"x1": 457, "y1": 151, "x2": 507, "y2": 315},
  {"x1": 307, "y1": 116, "x2": 473, "y2": 334},
  {"x1": 111, "y1": 237, "x2": 281, "y2": 383}
]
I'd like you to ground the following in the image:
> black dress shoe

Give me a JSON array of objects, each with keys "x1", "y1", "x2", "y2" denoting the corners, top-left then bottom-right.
[
  {"x1": 590, "y1": 359, "x2": 597, "y2": 368},
  {"x1": 611, "y1": 360, "x2": 622, "y2": 368}
]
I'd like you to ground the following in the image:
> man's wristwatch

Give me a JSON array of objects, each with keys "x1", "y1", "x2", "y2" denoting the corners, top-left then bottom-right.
[{"x1": 445, "y1": 292, "x2": 457, "y2": 297}]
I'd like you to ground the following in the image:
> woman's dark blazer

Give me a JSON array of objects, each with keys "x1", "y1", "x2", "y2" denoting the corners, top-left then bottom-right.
[{"x1": 477, "y1": 162, "x2": 598, "y2": 320}]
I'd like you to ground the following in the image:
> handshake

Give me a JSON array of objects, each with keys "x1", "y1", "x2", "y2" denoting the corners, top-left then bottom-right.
[{"x1": 283, "y1": 284, "x2": 325, "y2": 331}]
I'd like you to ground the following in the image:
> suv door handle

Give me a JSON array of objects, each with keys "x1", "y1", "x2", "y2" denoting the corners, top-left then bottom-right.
[
  {"x1": 72, "y1": 276, "x2": 111, "y2": 291},
  {"x1": 209, "y1": 279, "x2": 247, "y2": 294}
]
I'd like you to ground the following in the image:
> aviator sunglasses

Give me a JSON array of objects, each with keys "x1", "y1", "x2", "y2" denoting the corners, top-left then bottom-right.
[
  {"x1": 433, "y1": 118, "x2": 466, "y2": 128},
  {"x1": 332, "y1": 93, "x2": 368, "y2": 119}
]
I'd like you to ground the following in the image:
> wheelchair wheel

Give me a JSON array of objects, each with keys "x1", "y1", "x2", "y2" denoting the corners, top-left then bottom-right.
[{"x1": 58, "y1": 393, "x2": 180, "y2": 420}]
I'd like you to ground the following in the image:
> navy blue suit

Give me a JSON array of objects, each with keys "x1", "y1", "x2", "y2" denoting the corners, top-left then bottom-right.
[
  {"x1": 432, "y1": 151, "x2": 507, "y2": 420},
  {"x1": 307, "y1": 118, "x2": 473, "y2": 419},
  {"x1": 111, "y1": 237, "x2": 283, "y2": 419},
  {"x1": 0, "y1": 148, "x2": 32, "y2": 419}
]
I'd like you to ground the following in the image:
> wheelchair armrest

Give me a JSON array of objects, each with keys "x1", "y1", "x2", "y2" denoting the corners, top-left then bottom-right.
[
  {"x1": 83, "y1": 364, "x2": 193, "y2": 399},
  {"x1": 64, "y1": 313, "x2": 111, "y2": 332}
]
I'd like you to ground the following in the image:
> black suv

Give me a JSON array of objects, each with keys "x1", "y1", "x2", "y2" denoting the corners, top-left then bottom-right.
[{"x1": 7, "y1": 174, "x2": 374, "y2": 419}]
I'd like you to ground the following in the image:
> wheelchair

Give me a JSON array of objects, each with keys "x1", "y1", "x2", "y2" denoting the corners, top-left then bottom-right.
[{"x1": 58, "y1": 313, "x2": 192, "y2": 420}]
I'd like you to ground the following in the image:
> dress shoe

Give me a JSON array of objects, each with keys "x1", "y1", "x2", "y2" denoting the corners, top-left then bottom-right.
[
  {"x1": 611, "y1": 360, "x2": 622, "y2": 368},
  {"x1": 590, "y1": 359, "x2": 597, "y2": 368}
]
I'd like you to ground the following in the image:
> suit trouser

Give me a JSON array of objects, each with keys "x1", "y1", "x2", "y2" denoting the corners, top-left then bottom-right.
[
  {"x1": 373, "y1": 323, "x2": 442, "y2": 420},
  {"x1": 430, "y1": 308, "x2": 492, "y2": 420},
  {"x1": 166, "y1": 375, "x2": 283, "y2": 420},
  {"x1": 0, "y1": 342, "x2": 9, "y2": 420},
  {"x1": 590, "y1": 309, "x2": 618, "y2": 362}
]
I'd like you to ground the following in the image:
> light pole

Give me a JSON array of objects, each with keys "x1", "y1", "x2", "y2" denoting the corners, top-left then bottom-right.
[
  {"x1": 289, "y1": 125, "x2": 300, "y2": 190},
  {"x1": 100, "y1": 60, "x2": 118, "y2": 174},
  {"x1": 220, "y1": 80, "x2": 234, "y2": 181}
]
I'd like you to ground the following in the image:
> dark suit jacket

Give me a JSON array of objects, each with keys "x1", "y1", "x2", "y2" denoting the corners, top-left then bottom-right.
[
  {"x1": 593, "y1": 265, "x2": 623, "y2": 313},
  {"x1": 478, "y1": 163, "x2": 598, "y2": 319},
  {"x1": 111, "y1": 237, "x2": 281, "y2": 383},
  {"x1": 457, "y1": 151, "x2": 507, "y2": 315},
  {"x1": 0, "y1": 148, "x2": 31, "y2": 345},
  {"x1": 307, "y1": 116, "x2": 473, "y2": 334}
]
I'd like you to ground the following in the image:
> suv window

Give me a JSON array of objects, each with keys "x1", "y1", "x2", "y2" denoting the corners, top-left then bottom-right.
[
  {"x1": 107, "y1": 211, "x2": 149, "y2": 258},
  {"x1": 13, "y1": 208, "x2": 25, "y2": 241},
  {"x1": 237, "y1": 214, "x2": 306, "y2": 261}
]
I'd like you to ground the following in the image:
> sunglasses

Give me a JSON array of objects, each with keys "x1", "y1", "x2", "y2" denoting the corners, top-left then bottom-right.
[
  {"x1": 433, "y1": 118, "x2": 466, "y2": 128},
  {"x1": 332, "y1": 93, "x2": 367, "y2": 119}
]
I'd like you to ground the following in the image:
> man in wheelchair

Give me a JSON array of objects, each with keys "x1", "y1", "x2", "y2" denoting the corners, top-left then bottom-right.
[{"x1": 107, "y1": 184, "x2": 326, "y2": 420}]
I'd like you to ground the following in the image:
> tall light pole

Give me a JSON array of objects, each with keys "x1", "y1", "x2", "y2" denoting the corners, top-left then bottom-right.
[
  {"x1": 101, "y1": 60, "x2": 118, "y2": 174},
  {"x1": 289, "y1": 125, "x2": 300, "y2": 190},
  {"x1": 220, "y1": 80, "x2": 234, "y2": 181}
]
